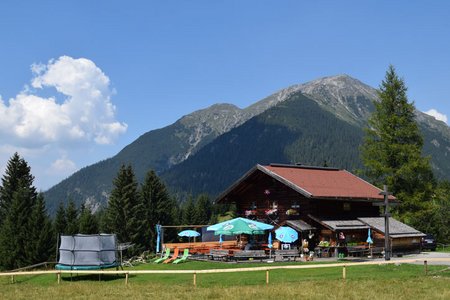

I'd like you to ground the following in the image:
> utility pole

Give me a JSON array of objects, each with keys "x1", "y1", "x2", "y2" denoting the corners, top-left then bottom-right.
[{"x1": 379, "y1": 185, "x2": 392, "y2": 260}]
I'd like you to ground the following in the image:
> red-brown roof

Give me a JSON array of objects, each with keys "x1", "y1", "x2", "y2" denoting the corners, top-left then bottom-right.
[{"x1": 263, "y1": 164, "x2": 395, "y2": 200}]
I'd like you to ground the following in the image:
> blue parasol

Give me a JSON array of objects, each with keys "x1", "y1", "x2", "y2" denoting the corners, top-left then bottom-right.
[
  {"x1": 178, "y1": 230, "x2": 200, "y2": 237},
  {"x1": 275, "y1": 226, "x2": 298, "y2": 243},
  {"x1": 366, "y1": 228, "x2": 373, "y2": 244},
  {"x1": 268, "y1": 232, "x2": 273, "y2": 248}
]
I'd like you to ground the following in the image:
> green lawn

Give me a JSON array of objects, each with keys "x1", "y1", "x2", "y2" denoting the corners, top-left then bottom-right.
[
  {"x1": 437, "y1": 245, "x2": 450, "y2": 252},
  {"x1": 1, "y1": 261, "x2": 449, "y2": 299}
]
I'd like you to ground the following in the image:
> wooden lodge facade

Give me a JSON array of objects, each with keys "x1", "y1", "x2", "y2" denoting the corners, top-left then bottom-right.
[{"x1": 216, "y1": 164, "x2": 425, "y2": 255}]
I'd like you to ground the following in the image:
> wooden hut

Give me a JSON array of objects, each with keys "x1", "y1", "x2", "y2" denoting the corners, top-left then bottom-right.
[{"x1": 216, "y1": 163, "x2": 424, "y2": 256}]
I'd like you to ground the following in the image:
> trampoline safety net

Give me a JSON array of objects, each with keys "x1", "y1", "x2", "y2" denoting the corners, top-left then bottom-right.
[{"x1": 57, "y1": 234, "x2": 118, "y2": 269}]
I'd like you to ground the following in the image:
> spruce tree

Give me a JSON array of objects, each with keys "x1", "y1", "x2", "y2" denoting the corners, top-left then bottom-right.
[
  {"x1": 0, "y1": 153, "x2": 38, "y2": 269},
  {"x1": 65, "y1": 199, "x2": 79, "y2": 235},
  {"x1": 140, "y1": 170, "x2": 173, "y2": 252},
  {"x1": 182, "y1": 196, "x2": 196, "y2": 225},
  {"x1": 193, "y1": 194, "x2": 212, "y2": 225},
  {"x1": 79, "y1": 205, "x2": 99, "y2": 234},
  {"x1": 105, "y1": 165, "x2": 144, "y2": 252},
  {"x1": 28, "y1": 193, "x2": 54, "y2": 264},
  {"x1": 54, "y1": 202, "x2": 67, "y2": 236},
  {"x1": 0, "y1": 152, "x2": 36, "y2": 225},
  {"x1": 361, "y1": 65, "x2": 435, "y2": 227}
]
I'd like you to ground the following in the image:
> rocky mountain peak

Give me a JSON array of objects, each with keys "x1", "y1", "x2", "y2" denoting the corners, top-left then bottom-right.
[{"x1": 297, "y1": 74, "x2": 379, "y2": 102}]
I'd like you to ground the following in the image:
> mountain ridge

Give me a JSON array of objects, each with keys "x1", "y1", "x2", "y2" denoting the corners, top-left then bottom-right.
[{"x1": 44, "y1": 75, "x2": 450, "y2": 214}]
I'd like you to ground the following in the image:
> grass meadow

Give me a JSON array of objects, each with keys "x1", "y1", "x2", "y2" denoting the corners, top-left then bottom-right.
[{"x1": 1, "y1": 261, "x2": 449, "y2": 299}]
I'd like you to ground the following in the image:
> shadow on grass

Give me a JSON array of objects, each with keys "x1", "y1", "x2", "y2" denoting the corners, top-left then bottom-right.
[{"x1": 61, "y1": 273, "x2": 126, "y2": 282}]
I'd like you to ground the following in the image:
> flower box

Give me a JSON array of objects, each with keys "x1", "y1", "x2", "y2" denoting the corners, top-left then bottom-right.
[
  {"x1": 244, "y1": 210, "x2": 257, "y2": 217},
  {"x1": 286, "y1": 209, "x2": 299, "y2": 216},
  {"x1": 265, "y1": 208, "x2": 278, "y2": 216}
]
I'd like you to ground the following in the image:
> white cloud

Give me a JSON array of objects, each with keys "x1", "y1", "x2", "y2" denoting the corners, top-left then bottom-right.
[
  {"x1": 49, "y1": 157, "x2": 77, "y2": 175},
  {"x1": 0, "y1": 56, "x2": 127, "y2": 148},
  {"x1": 0, "y1": 56, "x2": 128, "y2": 189},
  {"x1": 424, "y1": 108, "x2": 448, "y2": 124}
]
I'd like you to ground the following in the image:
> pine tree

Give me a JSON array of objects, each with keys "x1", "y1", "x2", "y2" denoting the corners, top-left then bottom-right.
[
  {"x1": 0, "y1": 153, "x2": 38, "y2": 270},
  {"x1": 65, "y1": 199, "x2": 79, "y2": 235},
  {"x1": 193, "y1": 194, "x2": 212, "y2": 225},
  {"x1": 28, "y1": 193, "x2": 54, "y2": 264},
  {"x1": 79, "y1": 205, "x2": 99, "y2": 234},
  {"x1": 105, "y1": 165, "x2": 144, "y2": 252},
  {"x1": 0, "y1": 152, "x2": 36, "y2": 225},
  {"x1": 54, "y1": 202, "x2": 67, "y2": 236},
  {"x1": 361, "y1": 65, "x2": 435, "y2": 227},
  {"x1": 182, "y1": 196, "x2": 196, "y2": 225},
  {"x1": 140, "y1": 170, "x2": 173, "y2": 252}
]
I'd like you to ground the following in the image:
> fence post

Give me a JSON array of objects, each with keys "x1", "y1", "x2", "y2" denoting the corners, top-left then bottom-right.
[
  {"x1": 193, "y1": 272, "x2": 197, "y2": 287},
  {"x1": 342, "y1": 265, "x2": 346, "y2": 279},
  {"x1": 424, "y1": 260, "x2": 428, "y2": 275},
  {"x1": 266, "y1": 269, "x2": 269, "y2": 285},
  {"x1": 125, "y1": 272, "x2": 129, "y2": 285},
  {"x1": 11, "y1": 275, "x2": 14, "y2": 284},
  {"x1": 57, "y1": 272, "x2": 61, "y2": 284}
]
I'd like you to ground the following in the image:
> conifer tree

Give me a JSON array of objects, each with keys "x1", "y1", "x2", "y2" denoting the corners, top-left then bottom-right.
[
  {"x1": 0, "y1": 152, "x2": 36, "y2": 225},
  {"x1": 28, "y1": 194, "x2": 54, "y2": 264},
  {"x1": 140, "y1": 170, "x2": 173, "y2": 251},
  {"x1": 54, "y1": 202, "x2": 67, "y2": 236},
  {"x1": 361, "y1": 65, "x2": 435, "y2": 227},
  {"x1": 65, "y1": 199, "x2": 79, "y2": 235},
  {"x1": 79, "y1": 205, "x2": 99, "y2": 234},
  {"x1": 0, "y1": 153, "x2": 38, "y2": 270},
  {"x1": 105, "y1": 165, "x2": 144, "y2": 251},
  {"x1": 193, "y1": 194, "x2": 212, "y2": 225},
  {"x1": 182, "y1": 196, "x2": 196, "y2": 225}
]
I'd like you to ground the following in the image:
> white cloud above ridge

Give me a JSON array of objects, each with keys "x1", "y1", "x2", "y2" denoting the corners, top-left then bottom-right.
[
  {"x1": 0, "y1": 56, "x2": 127, "y2": 147},
  {"x1": 424, "y1": 108, "x2": 448, "y2": 124},
  {"x1": 0, "y1": 56, "x2": 128, "y2": 189}
]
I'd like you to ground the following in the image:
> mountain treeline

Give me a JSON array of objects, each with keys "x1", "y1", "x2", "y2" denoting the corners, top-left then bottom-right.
[
  {"x1": 162, "y1": 93, "x2": 365, "y2": 196},
  {"x1": 0, "y1": 153, "x2": 228, "y2": 270}
]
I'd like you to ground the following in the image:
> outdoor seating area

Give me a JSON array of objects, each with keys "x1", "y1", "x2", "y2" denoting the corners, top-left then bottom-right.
[{"x1": 156, "y1": 216, "x2": 392, "y2": 264}]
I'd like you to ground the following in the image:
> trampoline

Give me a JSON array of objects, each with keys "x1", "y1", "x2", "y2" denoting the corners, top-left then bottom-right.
[{"x1": 55, "y1": 234, "x2": 119, "y2": 270}]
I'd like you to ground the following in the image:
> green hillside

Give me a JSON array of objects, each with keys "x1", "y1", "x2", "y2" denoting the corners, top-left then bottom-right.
[
  {"x1": 43, "y1": 75, "x2": 450, "y2": 214},
  {"x1": 161, "y1": 93, "x2": 365, "y2": 196}
]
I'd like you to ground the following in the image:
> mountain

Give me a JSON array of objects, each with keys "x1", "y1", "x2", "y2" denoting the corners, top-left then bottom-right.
[
  {"x1": 43, "y1": 94, "x2": 290, "y2": 213},
  {"x1": 44, "y1": 75, "x2": 450, "y2": 214}
]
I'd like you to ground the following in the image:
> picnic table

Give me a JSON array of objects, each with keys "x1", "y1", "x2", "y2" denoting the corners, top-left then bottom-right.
[
  {"x1": 274, "y1": 249, "x2": 300, "y2": 261},
  {"x1": 208, "y1": 249, "x2": 230, "y2": 261},
  {"x1": 231, "y1": 250, "x2": 268, "y2": 261}
]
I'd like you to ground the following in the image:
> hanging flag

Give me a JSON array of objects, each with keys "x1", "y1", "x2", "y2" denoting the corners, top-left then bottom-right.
[{"x1": 156, "y1": 224, "x2": 161, "y2": 253}]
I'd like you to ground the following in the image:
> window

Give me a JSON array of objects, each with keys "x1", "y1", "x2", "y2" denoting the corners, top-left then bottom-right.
[{"x1": 343, "y1": 202, "x2": 351, "y2": 211}]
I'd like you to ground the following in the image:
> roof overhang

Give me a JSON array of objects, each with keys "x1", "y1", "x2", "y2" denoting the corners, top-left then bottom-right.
[
  {"x1": 308, "y1": 215, "x2": 369, "y2": 231},
  {"x1": 285, "y1": 220, "x2": 316, "y2": 232}
]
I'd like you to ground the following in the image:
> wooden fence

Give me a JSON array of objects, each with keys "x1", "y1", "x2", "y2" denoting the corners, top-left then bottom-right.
[{"x1": 1, "y1": 258, "x2": 449, "y2": 286}]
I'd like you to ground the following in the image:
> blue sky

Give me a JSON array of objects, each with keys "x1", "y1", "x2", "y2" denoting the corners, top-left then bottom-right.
[{"x1": 1, "y1": 1, "x2": 450, "y2": 190}]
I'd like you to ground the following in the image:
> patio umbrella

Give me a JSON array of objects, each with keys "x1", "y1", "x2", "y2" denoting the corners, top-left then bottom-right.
[
  {"x1": 366, "y1": 228, "x2": 373, "y2": 244},
  {"x1": 178, "y1": 230, "x2": 200, "y2": 237},
  {"x1": 275, "y1": 226, "x2": 298, "y2": 243},
  {"x1": 268, "y1": 232, "x2": 273, "y2": 258},
  {"x1": 207, "y1": 217, "x2": 274, "y2": 236},
  {"x1": 367, "y1": 228, "x2": 374, "y2": 257},
  {"x1": 178, "y1": 230, "x2": 200, "y2": 245}
]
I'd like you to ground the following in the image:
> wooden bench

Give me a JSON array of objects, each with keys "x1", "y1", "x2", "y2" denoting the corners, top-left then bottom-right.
[
  {"x1": 232, "y1": 250, "x2": 267, "y2": 261},
  {"x1": 274, "y1": 249, "x2": 300, "y2": 261},
  {"x1": 208, "y1": 249, "x2": 230, "y2": 261}
]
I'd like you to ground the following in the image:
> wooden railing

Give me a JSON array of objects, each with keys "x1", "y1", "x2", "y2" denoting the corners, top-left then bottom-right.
[{"x1": 1, "y1": 258, "x2": 449, "y2": 286}]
